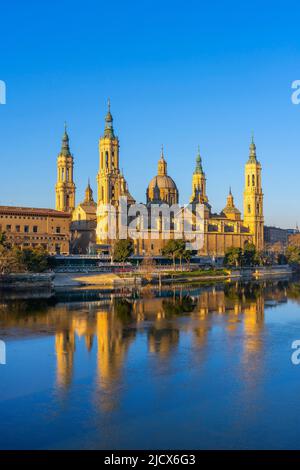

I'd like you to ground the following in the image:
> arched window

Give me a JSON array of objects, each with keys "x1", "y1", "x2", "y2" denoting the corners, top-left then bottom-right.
[
  {"x1": 111, "y1": 185, "x2": 115, "y2": 199},
  {"x1": 66, "y1": 168, "x2": 69, "y2": 181},
  {"x1": 105, "y1": 151, "x2": 109, "y2": 168},
  {"x1": 248, "y1": 175, "x2": 250, "y2": 187},
  {"x1": 66, "y1": 194, "x2": 69, "y2": 209},
  {"x1": 257, "y1": 202, "x2": 259, "y2": 213},
  {"x1": 101, "y1": 152, "x2": 103, "y2": 169},
  {"x1": 62, "y1": 168, "x2": 65, "y2": 181},
  {"x1": 248, "y1": 204, "x2": 251, "y2": 214},
  {"x1": 252, "y1": 174, "x2": 255, "y2": 186}
]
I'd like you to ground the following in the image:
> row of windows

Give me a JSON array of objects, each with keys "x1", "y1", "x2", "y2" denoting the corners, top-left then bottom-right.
[
  {"x1": 101, "y1": 151, "x2": 116, "y2": 169},
  {"x1": 59, "y1": 167, "x2": 72, "y2": 182},
  {"x1": 247, "y1": 174, "x2": 260, "y2": 187},
  {"x1": 208, "y1": 225, "x2": 239, "y2": 232},
  {"x1": 247, "y1": 202, "x2": 261, "y2": 214},
  {"x1": 0, "y1": 224, "x2": 63, "y2": 234},
  {"x1": 5, "y1": 242, "x2": 66, "y2": 254},
  {"x1": 0, "y1": 215, "x2": 47, "y2": 221}
]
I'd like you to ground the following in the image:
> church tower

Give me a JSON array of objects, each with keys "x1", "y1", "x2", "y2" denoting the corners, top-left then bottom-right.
[
  {"x1": 55, "y1": 124, "x2": 75, "y2": 213},
  {"x1": 190, "y1": 147, "x2": 210, "y2": 209},
  {"x1": 84, "y1": 179, "x2": 94, "y2": 203},
  {"x1": 243, "y1": 137, "x2": 264, "y2": 250},
  {"x1": 96, "y1": 100, "x2": 121, "y2": 206},
  {"x1": 96, "y1": 101, "x2": 135, "y2": 244}
]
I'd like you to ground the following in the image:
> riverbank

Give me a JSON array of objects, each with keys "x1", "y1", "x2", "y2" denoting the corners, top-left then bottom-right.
[
  {"x1": 53, "y1": 265, "x2": 294, "y2": 288},
  {"x1": 0, "y1": 265, "x2": 294, "y2": 298}
]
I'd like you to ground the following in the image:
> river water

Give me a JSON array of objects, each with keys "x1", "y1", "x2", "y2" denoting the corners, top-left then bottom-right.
[{"x1": 1, "y1": 278, "x2": 300, "y2": 449}]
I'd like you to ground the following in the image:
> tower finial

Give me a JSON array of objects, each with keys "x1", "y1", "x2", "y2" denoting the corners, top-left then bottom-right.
[
  {"x1": 249, "y1": 132, "x2": 257, "y2": 161},
  {"x1": 229, "y1": 186, "x2": 232, "y2": 195},
  {"x1": 61, "y1": 122, "x2": 70, "y2": 156},
  {"x1": 194, "y1": 146, "x2": 203, "y2": 174},
  {"x1": 104, "y1": 98, "x2": 114, "y2": 137},
  {"x1": 84, "y1": 178, "x2": 94, "y2": 203},
  {"x1": 158, "y1": 145, "x2": 167, "y2": 175}
]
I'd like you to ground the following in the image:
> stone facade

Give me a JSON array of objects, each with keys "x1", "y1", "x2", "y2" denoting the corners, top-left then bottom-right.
[{"x1": 0, "y1": 206, "x2": 71, "y2": 254}]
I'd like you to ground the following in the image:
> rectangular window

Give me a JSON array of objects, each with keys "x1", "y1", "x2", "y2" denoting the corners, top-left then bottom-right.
[
  {"x1": 33, "y1": 226, "x2": 38, "y2": 233},
  {"x1": 24, "y1": 225, "x2": 29, "y2": 233},
  {"x1": 56, "y1": 226, "x2": 61, "y2": 234},
  {"x1": 16, "y1": 225, "x2": 20, "y2": 232},
  {"x1": 6, "y1": 225, "x2": 11, "y2": 232}
]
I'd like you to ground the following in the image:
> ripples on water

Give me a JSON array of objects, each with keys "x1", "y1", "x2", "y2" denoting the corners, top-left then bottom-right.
[{"x1": 1, "y1": 278, "x2": 300, "y2": 449}]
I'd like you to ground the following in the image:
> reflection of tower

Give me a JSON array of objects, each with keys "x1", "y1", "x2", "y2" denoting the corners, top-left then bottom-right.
[
  {"x1": 55, "y1": 123, "x2": 76, "y2": 212},
  {"x1": 148, "y1": 323, "x2": 179, "y2": 357},
  {"x1": 95, "y1": 309, "x2": 135, "y2": 411},
  {"x1": 243, "y1": 136, "x2": 264, "y2": 250},
  {"x1": 55, "y1": 330, "x2": 76, "y2": 390},
  {"x1": 243, "y1": 295, "x2": 265, "y2": 355}
]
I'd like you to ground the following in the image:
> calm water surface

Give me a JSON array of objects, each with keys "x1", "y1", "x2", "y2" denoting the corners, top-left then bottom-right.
[{"x1": 1, "y1": 279, "x2": 300, "y2": 449}]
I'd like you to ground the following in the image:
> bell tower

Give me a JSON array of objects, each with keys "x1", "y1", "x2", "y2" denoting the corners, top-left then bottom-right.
[
  {"x1": 96, "y1": 101, "x2": 135, "y2": 245},
  {"x1": 96, "y1": 99, "x2": 120, "y2": 206},
  {"x1": 55, "y1": 123, "x2": 75, "y2": 213},
  {"x1": 243, "y1": 136, "x2": 264, "y2": 250},
  {"x1": 190, "y1": 147, "x2": 208, "y2": 205}
]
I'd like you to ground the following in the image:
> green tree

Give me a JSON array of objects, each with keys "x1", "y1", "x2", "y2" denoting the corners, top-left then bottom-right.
[
  {"x1": 242, "y1": 242, "x2": 258, "y2": 266},
  {"x1": 162, "y1": 239, "x2": 187, "y2": 270},
  {"x1": 18, "y1": 247, "x2": 49, "y2": 272},
  {"x1": 224, "y1": 247, "x2": 243, "y2": 267},
  {"x1": 0, "y1": 246, "x2": 49, "y2": 274},
  {"x1": 0, "y1": 231, "x2": 7, "y2": 247},
  {"x1": 0, "y1": 246, "x2": 22, "y2": 274},
  {"x1": 113, "y1": 239, "x2": 134, "y2": 263},
  {"x1": 286, "y1": 246, "x2": 300, "y2": 265},
  {"x1": 182, "y1": 249, "x2": 192, "y2": 270},
  {"x1": 162, "y1": 239, "x2": 179, "y2": 269}
]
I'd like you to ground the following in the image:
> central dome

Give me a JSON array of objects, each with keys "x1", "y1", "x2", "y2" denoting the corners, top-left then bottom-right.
[
  {"x1": 148, "y1": 175, "x2": 178, "y2": 191},
  {"x1": 146, "y1": 148, "x2": 179, "y2": 205}
]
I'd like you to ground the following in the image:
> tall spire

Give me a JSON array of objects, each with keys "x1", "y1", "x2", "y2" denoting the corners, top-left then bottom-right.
[
  {"x1": 103, "y1": 98, "x2": 115, "y2": 138},
  {"x1": 227, "y1": 186, "x2": 234, "y2": 207},
  {"x1": 61, "y1": 122, "x2": 71, "y2": 156},
  {"x1": 84, "y1": 178, "x2": 94, "y2": 203},
  {"x1": 249, "y1": 133, "x2": 257, "y2": 162},
  {"x1": 194, "y1": 146, "x2": 204, "y2": 174},
  {"x1": 158, "y1": 145, "x2": 167, "y2": 176}
]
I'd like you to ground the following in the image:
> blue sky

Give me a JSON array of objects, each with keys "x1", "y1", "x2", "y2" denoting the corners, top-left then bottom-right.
[{"x1": 0, "y1": 0, "x2": 299, "y2": 227}]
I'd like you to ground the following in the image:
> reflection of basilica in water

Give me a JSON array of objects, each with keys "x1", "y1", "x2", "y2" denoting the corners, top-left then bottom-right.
[{"x1": 0, "y1": 279, "x2": 298, "y2": 410}]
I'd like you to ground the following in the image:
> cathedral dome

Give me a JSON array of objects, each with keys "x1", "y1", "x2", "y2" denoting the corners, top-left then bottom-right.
[
  {"x1": 146, "y1": 147, "x2": 179, "y2": 205},
  {"x1": 148, "y1": 175, "x2": 178, "y2": 191},
  {"x1": 221, "y1": 188, "x2": 241, "y2": 221}
]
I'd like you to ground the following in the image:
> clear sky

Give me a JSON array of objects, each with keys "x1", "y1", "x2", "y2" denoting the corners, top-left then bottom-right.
[{"x1": 0, "y1": 0, "x2": 299, "y2": 228}]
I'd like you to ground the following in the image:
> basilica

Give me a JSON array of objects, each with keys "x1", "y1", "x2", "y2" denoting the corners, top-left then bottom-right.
[{"x1": 55, "y1": 102, "x2": 264, "y2": 256}]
